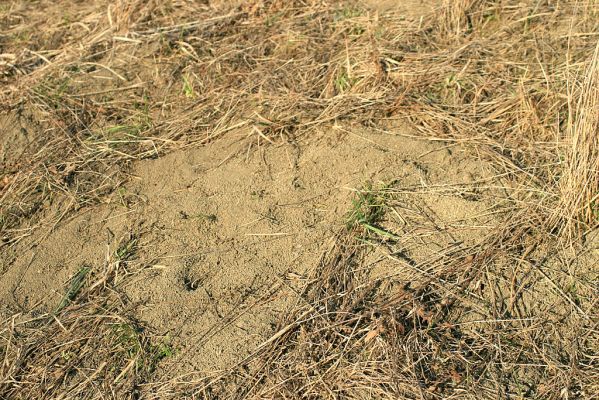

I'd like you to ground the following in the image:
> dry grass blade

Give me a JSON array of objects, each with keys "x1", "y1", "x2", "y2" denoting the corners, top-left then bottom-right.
[
  {"x1": 0, "y1": 237, "x2": 171, "y2": 400},
  {"x1": 552, "y1": 42, "x2": 599, "y2": 238}
]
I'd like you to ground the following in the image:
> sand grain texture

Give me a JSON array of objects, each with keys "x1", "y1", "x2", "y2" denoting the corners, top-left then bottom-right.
[{"x1": 1, "y1": 125, "x2": 497, "y2": 373}]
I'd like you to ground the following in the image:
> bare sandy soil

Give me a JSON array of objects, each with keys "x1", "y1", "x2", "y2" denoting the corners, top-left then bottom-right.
[{"x1": 1, "y1": 120, "x2": 497, "y2": 374}]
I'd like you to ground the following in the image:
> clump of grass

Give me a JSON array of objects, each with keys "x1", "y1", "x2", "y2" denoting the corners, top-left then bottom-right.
[
  {"x1": 346, "y1": 183, "x2": 385, "y2": 228},
  {"x1": 0, "y1": 234, "x2": 172, "y2": 399},
  {"x1": 182, "y1": 74, "x2": 195, "y2": 98},
  {"x1": 54, "y1": 265, "x2": 90, "y2": 313},
  {"x1": 111, "y1": 324, "x2": 174, "y2": 378},
  {"x1": 115, "y1": 235, "x2": 138, "y2": 261},
  {"x1": 551, "y1": 43, "x2": 599, "y2": 238},
  {"x1": 334, "y1": 5, "x2": 362, "y2": 21},
  {"x1": 32, "y1": 77, "x2": 72, "y2": 107},
  {"x1": 347, "y1": 183, "x2": 398, "y2": 241},
  {"x1": 105, "y1": 124, "x2": 146, "y2": 138},
  {"x1": 334, "y1": 70, "x2": 357, "y2": 93},
  {"x1": 111, "y1": 323, "x2": 142, "y2": 359}
]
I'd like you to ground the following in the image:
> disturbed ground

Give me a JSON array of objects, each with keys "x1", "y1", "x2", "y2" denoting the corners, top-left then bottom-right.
[
  {"x1": 1, "y1": 123, "x2": 497, "y2": 373},
  {"x1": 0, "y1": 0, "x2": 598, "y2": 399}
]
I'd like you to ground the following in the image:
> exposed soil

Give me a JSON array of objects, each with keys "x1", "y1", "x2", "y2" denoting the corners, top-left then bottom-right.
[{"x1": 0, "y1": 121, "x2": 497, "y2": 373}]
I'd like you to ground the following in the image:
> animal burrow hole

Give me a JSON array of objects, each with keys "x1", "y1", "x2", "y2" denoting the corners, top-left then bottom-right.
[{"x1": 181, "y1": 268, "x2": 203, "y2": 292}]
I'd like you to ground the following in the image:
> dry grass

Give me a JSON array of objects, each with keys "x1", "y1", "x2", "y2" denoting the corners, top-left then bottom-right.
[
  {"x1": 0, "y1": 235, "x2": 173, "y2": 399},
  {"x1": 0, "y1": 0, "x2": 598, "y2": 399},
  {"x1": 551, "y1": 42, "x2": 599, "y2": 239}
]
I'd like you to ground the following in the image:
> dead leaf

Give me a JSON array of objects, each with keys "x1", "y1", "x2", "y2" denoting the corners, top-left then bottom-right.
[
  {"x1": 416, "y1": 306, "x2": 434, "y2": 324},
  {"x1": 450, "y1": 368, "x2": 463, "y2": 383},
  {"x1": 0, "y1": 175, "x2": 10, "y2": 190},
  {"x1": 364, "y1": 324, "x2": 385, "y2": 343}
]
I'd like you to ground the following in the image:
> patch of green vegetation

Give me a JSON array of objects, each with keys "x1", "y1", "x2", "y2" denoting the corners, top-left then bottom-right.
[
  {"x1": 115, "y1": 236, "x2": 138, "y2": 261},
  {"x1": 564, "y1": 281, "x2": 580, "y2": 306},
  {"x1": 62, "y1": 13, "x2": 73, "y2": 24},
  {"x1": 346, "y1": 182, "x2": 399, "y2": 241},
  {"x1": 335, "y1": 6, "x2": 362, "y2": 21},
  {"x1": 105, "y1": 124, "x2": 145, "y2": 137},
  {"x1": 265, "y1": 12, "x2": 283, "y2": 28},
  {"x1": 182, "y1": 74, "x2": 195, "y2": 98},
  {"x1": 112, "y1": 323, "x2": 142, "y2": 358},
  {"x1": 101, "y1": 97, "x2": 152, "y2": 145},
  {"x1": 102, "y1": 121, "x2": 151, "y2": 144},
  {"x1": 482, "y1": 9, "x2": 499, "y2": 25},
  {"x1": 151, "y1": 339, "x2": 175, "y2": 361},
  {"x1": 333, "y1": 6, "x2": 366, "y2": 36},
  {"x1": 350, "y1": 25, "x2": 365, "y2": 36},
  {"x1": 133, "y1": 94, "x2": 152, "y2": 122},
  {"x1": 110, "y1": 323, "x2": 175, "y2": 378},
  {"x1": 33, "y1": 77, "x2": 72, "y2": 107},
  {"x1": 13, "y1": 31, "x2": 32, "y2": 44},
  {"x1": 61, "y1": 350, "x2": 76, "y2": 362},
  {"x1": 116, "y1": 186, "x2": 139, "y2": 209},
  {"x1": 158, "y1": 33, "x2": 175, "y2": 55},
  {"x1": 117, "y1": 187, "x2": 128, "y2": 204},
  {"x1": 334, "y1": 71, "x2": 357, "y2": 93},
  {"x1": 55, "y1": 265, "x2": 90, "y2": 313},
  {"x1": 425, "y1": 73, "x2": 475, "y2": 106},
  {"x1": 91, "y1": 132, "x2": 140, "y2": 150}
]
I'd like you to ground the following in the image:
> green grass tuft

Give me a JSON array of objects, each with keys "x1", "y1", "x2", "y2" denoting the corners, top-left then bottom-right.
[
  {"x1": 55, "y1": 265, "x2": 90, "y2": 313},
  {"x1": 347, "y1": 183, "x2": 399, "y2": 241},
  {"x1": 115, "y1": 236, "x2": 138, "y2": 261}
]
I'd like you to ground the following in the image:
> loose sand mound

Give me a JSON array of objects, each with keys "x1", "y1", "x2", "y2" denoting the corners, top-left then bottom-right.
[{"x1": 1, "y1": 123, "x2": 496, "y2": 373}]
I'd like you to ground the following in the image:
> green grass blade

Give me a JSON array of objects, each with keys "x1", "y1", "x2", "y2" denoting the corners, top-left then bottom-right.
[{"x1": 55, "y1": 266, "x2": 90, "y2": 314}]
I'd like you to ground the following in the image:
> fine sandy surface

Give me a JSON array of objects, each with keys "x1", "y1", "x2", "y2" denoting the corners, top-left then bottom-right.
[{"x1": 0, "y1": 121, "x2": 496, "y2": 373}]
